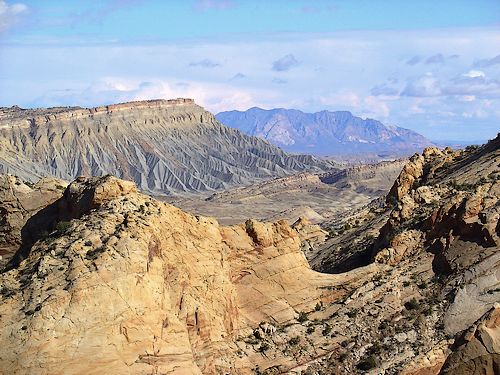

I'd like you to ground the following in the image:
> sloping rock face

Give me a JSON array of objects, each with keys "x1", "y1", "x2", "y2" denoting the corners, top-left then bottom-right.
[
  {"x1": 441, "y1": 305, "x2": 500, "y2": 374},
  {"x1": 305, "y1": 135, "x2": 499, "y2": 374},
  {"x1": 0, "y1": 176, "x2": 342, "y2": 374},
  {"x1": 369, "y1": 136, "x2": 500, "y2": 373},
  {"x1": 0, "y1": 136, "x2": 498, "y2": 375},
  {"x1": 0, "y1": 99, "x2": 333, "y2": 196},
  {"x1": 0, "y1": 175, "x2": 67, "y2": 265}
]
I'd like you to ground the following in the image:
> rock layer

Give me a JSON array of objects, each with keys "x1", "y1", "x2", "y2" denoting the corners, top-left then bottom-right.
[
  {"x1": 0, "y1": 135, "x2": 498, "y2": 374},
  {"x1": 0, "y1": 99, "x2": 333, "y2": 195},
  {"x1": 0, "y1": 176, "x2": 341, "y2": 374},
  {"x1": 0, "y1": 175, "x2": 67, "y2": 265}
]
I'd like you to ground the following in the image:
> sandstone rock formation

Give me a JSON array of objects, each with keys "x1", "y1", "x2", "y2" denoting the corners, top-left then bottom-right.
[
  {"x1": 0, "y1": 175, "x2": 67, "y2": 266},
  {"x1": 0, "y1": 175, "x2": 349, "y2": 374},
  {"x1": 0, "y1": 135, "x2": 498, "y2": 374},
  {"x1": 0, "y1": 99, "x2": 333, "y2": 196},
  {"x1": 306, "y1": 135, "x2": 499, "y2": 373}
]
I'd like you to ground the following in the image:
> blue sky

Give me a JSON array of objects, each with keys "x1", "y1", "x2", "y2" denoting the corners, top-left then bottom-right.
[{"x1": 1, "y1": 0, "x2": 499, "y2": 141}]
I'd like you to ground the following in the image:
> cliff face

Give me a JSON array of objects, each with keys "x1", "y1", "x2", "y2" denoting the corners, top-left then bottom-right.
[
  {"x1": 0, "y1": 99, "x2": 333, "y2": 196},
  {"x1": 302, "y1": 135, "x2": 499, "y2": 374},
  {"x1": 0, "y1": 136, "x2": 498, "y2": 375},
  {"x1": 0, "y1": 175, "x2": 343, "y2": 374},
  {"x1": 0, "y1": 175, "x2": 67, "y2": 266}
]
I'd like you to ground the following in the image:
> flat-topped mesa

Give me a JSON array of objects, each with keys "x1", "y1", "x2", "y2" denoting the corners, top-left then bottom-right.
[
  {"x1": 91, "y1": 98, "x2": 195, "y2": 113},
  {"x1": 0, "y1": 98, "x2": 199, "y2": 127}
]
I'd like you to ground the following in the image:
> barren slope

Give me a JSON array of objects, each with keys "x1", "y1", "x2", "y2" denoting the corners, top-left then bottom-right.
[
  {"x1": 0, "y1": 136, "x2": 498, "y2": 374},
  {"x1": 0, "y1": 99, "x2": 333, "y2": 195},
  {"x1": 169, "y1": 159, "x2": 407, "y2": 225}
]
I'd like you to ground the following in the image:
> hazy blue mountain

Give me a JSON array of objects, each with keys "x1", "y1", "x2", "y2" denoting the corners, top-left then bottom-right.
[{"x1": 216, "y1": 107, "x2": 433, "y2": 156}]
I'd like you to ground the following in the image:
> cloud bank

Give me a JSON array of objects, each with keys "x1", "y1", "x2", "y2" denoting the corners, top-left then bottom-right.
[{"x1": 1, "y1": 28, "x2": 499, "y2": 141}]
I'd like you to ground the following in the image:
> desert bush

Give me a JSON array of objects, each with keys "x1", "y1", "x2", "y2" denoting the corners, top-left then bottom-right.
[
  {"x1": 357, "y1": 355, "x2": 377, "y2": 371},
  {"x1": 322, "y1": 324, "x2": 332, "y2": 336},
  {"x1": 55, "y1": 221, "x2": 71, "y2": 235},
  {"x1": 404, "y1": 298, "x2": 419, "y2": 310},
  {"x1": 258, "y1": 342, "x2": 270, "y2": 352},
  {"x1": 297, "y1": 311, "x2": 308, "y2": 323}
]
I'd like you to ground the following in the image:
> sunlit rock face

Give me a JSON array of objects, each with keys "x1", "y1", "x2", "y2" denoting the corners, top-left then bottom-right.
[{"x1": 0, "y1": 99, "x2": 333, "y2": 196}]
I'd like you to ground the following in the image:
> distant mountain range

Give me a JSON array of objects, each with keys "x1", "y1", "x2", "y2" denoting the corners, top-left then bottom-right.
[{"x1": 216, "y1": 107, "x2": 433, "y2": 156}]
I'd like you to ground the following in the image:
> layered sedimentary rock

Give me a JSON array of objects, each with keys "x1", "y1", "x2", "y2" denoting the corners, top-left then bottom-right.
[
  {"x1": 0, "y1": 135, "x2": 498, "y2": 374},
  {"x1": 306, "y1": 135, "x2": 499, "y2": 373},
  {"x1": 0, "y1": 99, "x2": 333, "y2": 195},
  {"x1": 0, "y1": 175, "x2": 344, "y2": 374},
  {"x1": 0, "y1": 175, "x2": 67, "y2": 265},
  {"x1": 170, "y1": 159, "x2": 405, "y2": 226}
]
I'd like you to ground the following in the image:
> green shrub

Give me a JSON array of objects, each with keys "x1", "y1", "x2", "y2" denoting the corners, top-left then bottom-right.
[
  {"x1": 306, "y1": 326, "x2": 315, "y2": 334},
  {"x1": 288, "y1": 336, "x2": 301, "y2": 346},
  {"x1": 404, "y1": 298, "x2": 419, "y2": 310},
  {"x1": 367, "y1": 342, "x2": 382, "y2": 355},
  {"x1": 378, "y1": 321, "x2": 388, "y2": 330},
  {"x1": 357, "y1": 355, "x2": 377, "y2": 371},
  {"x1": 297, "y1": 311, "x2": 308, "y2": 323},
  {"x1": 346, "y1": 309, "x2": 358, "y2": 319},
  {"x1": 418, "y1": 281, "x2": 428, "y2": 289},
  {"x1": 322, "y1": 324, "x2": 332, "y2": 336},
  {"x1": 55, "y1": 221, "x2": 71, "y2": 235},
  {"x1": 258, "y1": 342, "x2": 270, "y2": 352},
  {"x1": 338, "y1": 352, "x2": 348, "y2": 361},
  {"x1": 315, "y1": 302, "x2": 323, "y2": 311},
  {"x1": 253, "y1": 329, "x2": 262, "y2": 340}
]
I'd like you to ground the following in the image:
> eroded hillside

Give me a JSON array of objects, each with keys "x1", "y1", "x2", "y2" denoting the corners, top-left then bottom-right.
[
  {"x1": 0, "y1": 135, "x2": 498, "y2": 374},
  {"x1": 169, "y1": 159, "x2": 407, "y2": 225},
  {"x1": 0, "y1": 99, "x2": 333, "y2": 196}
]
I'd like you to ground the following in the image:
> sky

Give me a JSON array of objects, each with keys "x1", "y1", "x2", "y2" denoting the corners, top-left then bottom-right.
[{"x1": 0, "y1": 0, "x2": 499, "y2": 141}]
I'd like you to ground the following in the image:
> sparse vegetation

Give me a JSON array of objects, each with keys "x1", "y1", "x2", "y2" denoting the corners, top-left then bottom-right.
[
  {"x1": 55, "y1": 221, "x2": 72, "y2": 235},
  {"x1": 357, "y1": 355, "x2": 377, "y2": 371},
  {"x1": 322, "y1": 324, "x2": 332, "y2": 336},
  {"x1": 346, "y1": 309, "x2": 358, "y2": 319},
  {"x1": 258, "y1": 342, "x2": 270, "y2": 353},
  {"x1": 297, "y1": 311, "x2": 308, "y2": 323},
  {"x1": 418, "y1": 281, "x2": 428, "y2": 289},
  {"x1": 367, "y1": 342, "x2": 382, "y2": 355},
  {"x1": 404, "y1": 298, "x2": 419, "y2": 310},
  {"x1": 253, "y1": 329, "x2": 262, "y2": 340},
  {"x1": 288, "y1": 336, "x2": 301, "y2": 346}
]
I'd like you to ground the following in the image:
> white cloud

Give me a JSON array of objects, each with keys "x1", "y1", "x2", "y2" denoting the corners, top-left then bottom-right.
[
  {"x1": 0, "y1": 0, "x2": 27, "y2": 32},
  {"x1": 2, "y1": 27, "x2": 500, "y2": 140},
  {"x1": 463, "y1": 70, "x2": 485, "y2": 78},
  {"x1": 401, "y1": 74, "x2": 441, "y2": 97}
]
